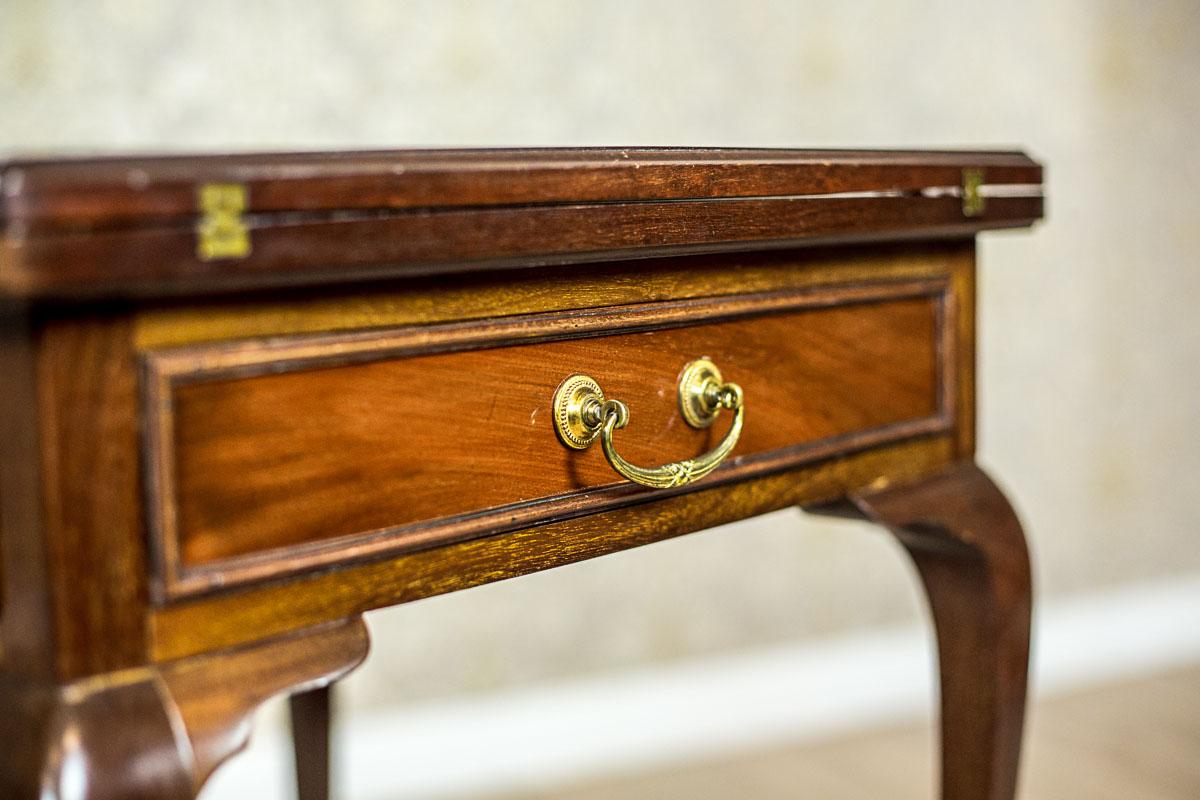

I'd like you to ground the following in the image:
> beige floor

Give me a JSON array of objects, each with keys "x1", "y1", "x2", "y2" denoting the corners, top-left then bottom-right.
[{"x1": 499, "y1": 666, "x2": 1200, "y2": 800}]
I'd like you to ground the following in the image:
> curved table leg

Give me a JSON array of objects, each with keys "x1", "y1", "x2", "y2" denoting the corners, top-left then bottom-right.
[
  {"x1": 809, "y1": 462, "x2": 1033, "y2": 800},
  {"x1": 0, "y1": 618, "x2": 368, "y2": 800}
]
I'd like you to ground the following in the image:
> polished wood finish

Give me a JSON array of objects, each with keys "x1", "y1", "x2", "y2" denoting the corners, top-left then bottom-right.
[
  {"x1": 37, "y1": 315, "x2": 149, "y2": 678},
  {"x1": 810, "y1": 463, "x2": 1032, "y2": 800},
  {"x1": 0, "y1": 310, "x2": 148, "y2": 680},
  {"x1": 3, "y1": 195, "x2": 1041, "y2": 299},
  {"x1": 1, "y1": 149, "x2": 1041, "y2": 298},
  {"x1": 151, "y1": 435, "x2": 957, "y2": 662},
  {"x1": 2, "y1": 149, "x2": 1042, "y2": 227},
  {"x1": 149, "y1": 284, "x2": 948, "y2": 597},
  {"x1": 0, "y1": 670, "x2": 194, "y2": 800},
  {"x1": 0, "y1": 618, "x2": 368, "y2": 799},
  {"x1": 0, "y1": 308, "x2": 54, "y2": 676},
  {"x1": 0, "y1": 148, "x2": 1042, "y2": 799},
  {"x1": 130, "y1": 242, "x2": 972, "y2": 348},
  {"x1": 167, "y1": 618, "x2": 368, "y2": 792}
]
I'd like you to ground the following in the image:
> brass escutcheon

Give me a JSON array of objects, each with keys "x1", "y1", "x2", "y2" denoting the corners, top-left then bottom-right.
[{"x1": 551, "y1": 358, "x2": 744, "y2": 489}]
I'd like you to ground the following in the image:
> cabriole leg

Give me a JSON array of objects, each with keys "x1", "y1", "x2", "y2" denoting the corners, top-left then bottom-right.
[
  {"x1": 810, "y1": 463, "x2": 1032, "y2": 800},
  {"x1": 0, "y1": 618, "x2": 368, "y2": 800}
]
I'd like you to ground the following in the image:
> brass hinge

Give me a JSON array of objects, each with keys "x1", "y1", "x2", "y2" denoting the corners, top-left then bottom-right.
[
  {"x1": 197, "y1": 183, "x2": 251, "y2": 260},
  {"x1": 962, "y1": 168, "x2": 986, "y2": 217}
]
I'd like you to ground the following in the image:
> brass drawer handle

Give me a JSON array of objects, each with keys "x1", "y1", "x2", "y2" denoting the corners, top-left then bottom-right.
[{"x1": 553, "y1": 358, "x2": 744, "y2": 488}]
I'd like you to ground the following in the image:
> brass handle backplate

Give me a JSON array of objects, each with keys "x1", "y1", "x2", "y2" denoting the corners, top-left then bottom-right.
[{"x1": 552, "y1": 358, "x2": 744, "y2": 489}]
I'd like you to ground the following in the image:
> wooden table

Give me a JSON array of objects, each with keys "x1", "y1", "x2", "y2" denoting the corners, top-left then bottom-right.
[{"x1": 0, "y1": 148, "x2": 1043, "y2": 799}]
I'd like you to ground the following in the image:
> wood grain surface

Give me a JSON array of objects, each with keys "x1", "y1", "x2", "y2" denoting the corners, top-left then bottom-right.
[
  {"x1": 132, "y1": 242, "x2": 968, "y2": 348},
  {"x1": 146, "y1": 282, "x2": 948, "y2": 597},
  {"x1": 35, "y1": 315, "x2": 149, "y2": 679},
  {"x1": 150, "y1": 435, "x2": 957, "y2": 661}
]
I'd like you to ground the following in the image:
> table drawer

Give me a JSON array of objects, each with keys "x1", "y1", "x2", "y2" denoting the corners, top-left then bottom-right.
[{"x1": 143, "y1": 278, "x2": 955, "y2": 599}]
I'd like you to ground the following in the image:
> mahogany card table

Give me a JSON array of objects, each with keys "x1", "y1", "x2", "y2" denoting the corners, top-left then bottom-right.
[{"x1": 0, "y1": 148, "x2": 1043, "y2": 799}]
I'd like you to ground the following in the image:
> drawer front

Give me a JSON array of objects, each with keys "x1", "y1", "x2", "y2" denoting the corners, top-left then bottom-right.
[{"x1": 144, "y1": 278, "x2": 955, "y2": 599}]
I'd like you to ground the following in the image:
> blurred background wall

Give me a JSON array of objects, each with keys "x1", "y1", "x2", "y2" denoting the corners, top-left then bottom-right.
[{"x1": 3, "y1": 1, "x2": 1198, "y2": 797}]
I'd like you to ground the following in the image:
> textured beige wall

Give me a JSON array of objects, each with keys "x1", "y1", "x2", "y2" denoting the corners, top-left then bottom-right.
[{"x1": 3, "y1": 0, "x2": 1198, "y2": 706}]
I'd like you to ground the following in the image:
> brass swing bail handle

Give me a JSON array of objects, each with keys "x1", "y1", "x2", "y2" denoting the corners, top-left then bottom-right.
[{"x1": 553, "y1": 358, "x2": 744, "y2": 489}]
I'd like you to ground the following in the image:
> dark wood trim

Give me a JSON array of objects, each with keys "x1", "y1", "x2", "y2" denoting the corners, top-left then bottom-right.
[
  {"x1": 143, "y1": 277, "x2": 957, "y2": 601},
  {"x1": 3, "y1": 195, "x2": 1040, "y2": 299},
  {"x1": 1, "y1": 148, "x2": 1042, "y2": 299},
  {"x1": 3, "y1": 148, "x2": 1043, "y2": 228}
]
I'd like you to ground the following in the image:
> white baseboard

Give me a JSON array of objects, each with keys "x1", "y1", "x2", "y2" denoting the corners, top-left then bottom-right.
[{"x1": 201, "y1": 573, "x2": 1200, "y2": 800}]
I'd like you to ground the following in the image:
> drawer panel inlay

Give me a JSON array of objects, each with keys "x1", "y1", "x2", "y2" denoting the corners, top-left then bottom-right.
[{"x1": 143, "y1": 278, "x2": 955, "y2": 599}]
